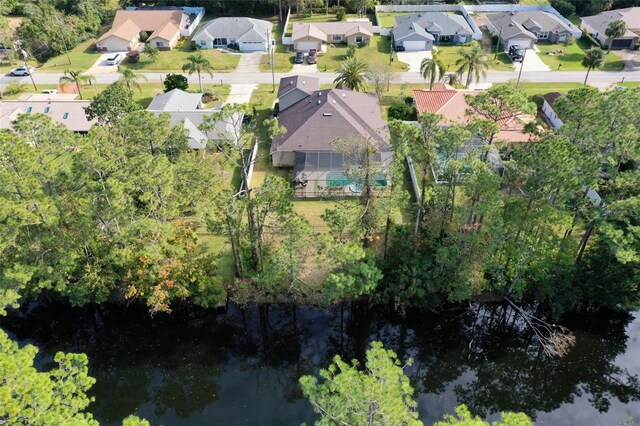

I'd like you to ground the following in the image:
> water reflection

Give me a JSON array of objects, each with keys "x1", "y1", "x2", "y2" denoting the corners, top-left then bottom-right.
[{"x1": 2, "y1": 302, "x2": 639, "y2": 425}]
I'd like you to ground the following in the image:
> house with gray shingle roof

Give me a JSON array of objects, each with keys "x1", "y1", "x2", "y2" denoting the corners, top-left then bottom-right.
[
  {"x1": 277, "y1": 75, "x2": 320, "y2": 112},
  {"x1": 192, "y1": 17, "x2": 273, "y2": 52},
  {"x1": 393, "y1": 12, "x2": 475, "y2": 51},
  {"x1": 486, "y1": 11, "x2": 574, "y2": 50},
  {"x1": 581, "y1": 8, "x2": 640, "y2": 50},
  {"x1": 147, "y1": 89, "x2": 242, "y2": 150}
]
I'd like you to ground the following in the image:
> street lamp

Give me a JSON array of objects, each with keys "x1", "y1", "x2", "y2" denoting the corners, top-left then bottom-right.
[{"x1": 15, "y1": 41, "x2": 37, "y2": 91}]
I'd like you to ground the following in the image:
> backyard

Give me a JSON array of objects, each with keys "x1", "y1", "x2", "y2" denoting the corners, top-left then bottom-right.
[
  {"x1": 317, "y1": 36, "x2": 408, "y2": 72},
  {"x1": 284, "y1": 12, "x2": 376, "y2": 37},
  {"x1": 536, "y1": 38, "x2": 625, "y2": 71}
]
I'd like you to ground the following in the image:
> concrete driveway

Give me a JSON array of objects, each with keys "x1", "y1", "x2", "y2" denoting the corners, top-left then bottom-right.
[
  {"x1": 614, "y1": 49, "x2": 640, "y2": 71},
  {"x1": 235, "y1": 52, "x2": 263, "y2": 73},
  {"x1": 512, "y1": 47, "x2": 550, "y2": 72},
  {"x1": 292, "y1": 62, "x2": 318, "y2": 73},
  {"x1": 227, "y1": 83, "x2": 257, "y2": 104},
  {"x1": 87, "y1": 52, "x2": 127, "y2": 74},
  {"x1": 396, "y1": 51, "x2": 432, "y2": 72}
]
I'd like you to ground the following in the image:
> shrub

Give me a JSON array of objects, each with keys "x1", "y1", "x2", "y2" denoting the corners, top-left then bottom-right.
[
  {"x1": 139, "y1": 31, "x2": 150, "y2": 42},
  {"x1": 388, "y1": 100, "x2": 416, "y2": 121},
  {"x1": 189, "y1": 41, "x2": 199, "y2": 51},
  {"x1": 336, "y1": 7, "x2": 345, "y2": 21},
  {"x1": 529, "y1": 94, "x2": 544, "y2": 109},
  {"x1": 126, "y1": 50, "x2": 140, "y2": 63},
  {"x1": 358, "y1": 39, "x2": 370, "y2": 48},
  {"x1": 163, "y1": 73, "x2": 189, "y2": 92},
  {"x1": 346, "y1": 44, "x2": 357, "y2": 59},
  {"x1": 3, "y1": 82, "x2": 27, "y2": 96}
]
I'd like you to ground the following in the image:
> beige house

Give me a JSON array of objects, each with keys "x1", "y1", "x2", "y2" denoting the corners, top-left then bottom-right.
[
  {"x1": 292, "y1": 21, "x2": 373, "y2": 52},
  {"x1": 96, "y1": 10, "x2": 188, "y2": 52}
]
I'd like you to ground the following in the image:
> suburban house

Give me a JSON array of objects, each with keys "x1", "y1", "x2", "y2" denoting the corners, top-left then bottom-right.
[
  {"x1": 0, "y1": 94, "x2": 95, "y2": 133},
  {"x1": 392, "y1": 12, "x2": 474, "y2": 51},
  {"x1": 541, "y1": 92, "x2": 564, "y2": 129},
  {"x1": 96, "y1": 9, "x2": 190, "y2": 52},
  {"x1": 581, "y1": 7, "x2": 640, "y2": 50},
  {"x1": 485, "y1": 11, "x2": 575, "y2": 49},
  {"x1": 272, "y1": 76, "x2": 391, "y2": 198},
  {"x1": 292, "y1": 22, "x2": 373, "y2": 52},
  {"x1": 413, "y1": 88, "x2": 535, "y2": 182},
  {"x1": 192, "y1": 17, "x2": 273, "y2": 52},
  {"x1": 146, "y1": 89, "x2": 242, "y2": 150}
]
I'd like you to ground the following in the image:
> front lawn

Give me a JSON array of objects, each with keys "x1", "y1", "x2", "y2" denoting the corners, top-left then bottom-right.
[
  {"x1": 260, "y1": 19, "x2": 294, "y2": 73},
  {"x1": 318, "y1": 36, "x2": 408, "y2": 72},
  {"x1": 434, "y1": 45, "x2": 514, "y2": 72},
  {"x1": 37, "y1": 38, "x2": 102, "y2": 73},
  {"x1": 536, "y1": 38, "x2": 624, "y2": 71},
  {"x1": 121, "y1": 43, "x2": 240, "y2": 72},
  {"x1": 494, "y1": 82, "x2": 585, "y2": 96}
]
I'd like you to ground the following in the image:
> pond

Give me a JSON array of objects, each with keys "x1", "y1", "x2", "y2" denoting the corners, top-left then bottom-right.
[{"x1": 2, "y1": 302, "x2": 640, "y2": 425}]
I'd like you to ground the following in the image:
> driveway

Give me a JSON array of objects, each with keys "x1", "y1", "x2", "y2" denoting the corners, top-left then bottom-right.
[
  {"x1": 235, "y1": 52, "x2": 263, "y2": 73},
  {"x1": 512, "y1": 47, "x2": 550, "y2": 72},
  {"x1": 396, "y1": 51, "x2": 432, "y2": 72},
  {"x1": 87, "y1": 52, "x2": 127, "y2": 74},
  {"x1": 227, "y1": 83, "x2": 257, "y2": 104},
  {"x1": 292, "y1": 62, "x2": 318, "y2": 73},
  {"x1": 614, "y1": 49, "x2": 640, "y2": 71}
]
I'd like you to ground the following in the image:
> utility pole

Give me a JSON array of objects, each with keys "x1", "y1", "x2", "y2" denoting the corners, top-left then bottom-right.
[
  {"x1": 16, "y1": 41, "x2": 37, "y2": 91},
  {"x1": 494, "y1": 25, "x2": 503, "y2": 60},
  {"x1": 516, "y1": 48, "x2": 527, "y2": 87},
  {"x1": 268, "y1": 31, "x2": 275, "y2": 93}
]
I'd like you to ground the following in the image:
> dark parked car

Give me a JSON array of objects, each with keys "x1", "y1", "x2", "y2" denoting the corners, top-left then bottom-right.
[
  {"x1": 508, "y1": 45, "x2": 524, "y2": 62},
  {"x1": 294, "y1": 51, "x2": 304, "y2": 64},
  {"x1": 394, "y1": 45, "x2": 405, "y2": 52},
  {"x1": 307, "y1": 49, "x2": 317, "y2": 64}
]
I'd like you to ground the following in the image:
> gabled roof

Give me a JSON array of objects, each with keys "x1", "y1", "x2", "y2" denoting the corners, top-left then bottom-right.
[
  {"x1": 394, "y1": 12, "x2": 473, "y2": 41},
  {"x1": 147, "y1": 89, "x2": 203, "y2": 111},
  {"x1": 291, "y1": 21, "x2": 374, "y2": 42},
  {"x1": 277, "y1": 75, "x2": 320, "y2": 99},
  {"x1": 581, "y1": 7, "x2": 640, "y2": 38},
  {"x1": 193, "y1": 17, "x2": 273, "y2": 43},
  {"x1": 97, "y1": 10, "x2": 185, "y2": 43},
  {"x1": 542, "y1": 92, "x2": 563, "y2": 110},
  {"x1": 486, "y1": 11, "x2": 572, "y2": 40},
  {"x1": 271, "y1": 88, "x2": 389, "y2": 154},
  {"x1": 413, "y1": 89, "x2": 533, "y2": 143},
  {"x1": 0, "y1": 100, "x2": 96, "y2": 132}
]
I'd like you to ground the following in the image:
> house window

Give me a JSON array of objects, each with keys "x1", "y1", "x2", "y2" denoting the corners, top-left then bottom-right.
[
  {"x1": 355, "y1": 36, "x2": 363, "y2": 43},
  {"x1": 44, "y1": 107, "x2": 50, "y2": 113},
  {"x1": 26, "y1": 107, "x2": 32, "y2": 113},
  {"x1": 213, "y1": 38, "x2": 228, "y2": 46},
  {"x1": 156, "y1": 41, "x2": 165, "y2": 47},
  {"x1": 538, "y1": 32, "x2": 549, "y2": 39},
  {"x1": 332, "y1": 34, "x2": 342, "y2": 41},
  {"x1": 63, "y1": 112, "x2": 69, "y2": 119}
]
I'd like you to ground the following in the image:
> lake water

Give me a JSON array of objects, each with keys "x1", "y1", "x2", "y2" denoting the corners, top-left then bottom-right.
[{"x1": 2, "y1": 302, "x2": 640, "y2": 425}]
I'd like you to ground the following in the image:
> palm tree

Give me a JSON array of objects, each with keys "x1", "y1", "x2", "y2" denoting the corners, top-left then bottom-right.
[
  {"x1": 117, "y1": 67, "x2": 147, "y2": 93},
  {"x1": 455, "y1": 41, "x2": 490, "y2": 89},
  {"x1": 582, "y1": 47, "x2": 605, "y2": 85},
  {"x1": 443, "y1": 72, "x2": 462, "y2": 88},
  {"x1": 182, "y1": 53, "x2": 214, "y2": 93},
  {"x1": 59, "y1": 70, "x2": 96, "y2": 100},
  {"x1": 605, "y1": 19, "x2": 627, "y2": 54},
  {"x1": 333, "y1": 56, "x2": 368, "y2": 92},
  {"x1": 420, "y1": 49, "x2": 446, "y2": 90}
]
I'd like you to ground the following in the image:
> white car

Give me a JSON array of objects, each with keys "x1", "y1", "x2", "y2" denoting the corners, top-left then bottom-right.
[
  {"x1": 42, "y1": 89, "x2": 58, "y2": 94},
  {"x1": 106, "y1": 53, "x2": 122, "y2": 66},
  {"x1": 9, "y1": 66, "x2": 34, "y2": 76}
]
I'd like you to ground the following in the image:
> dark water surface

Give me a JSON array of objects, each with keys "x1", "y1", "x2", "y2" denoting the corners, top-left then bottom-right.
[{"x1": 2, "y1": 302, "x2": 640, "y2": 425}]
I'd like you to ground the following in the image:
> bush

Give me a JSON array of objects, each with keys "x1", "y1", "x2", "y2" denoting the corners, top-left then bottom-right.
[
  {"x1": 550, "y1": 0, "x2": 575, "y2": 19},
  {"x1": 126, "y1": 50, "x2": 140, "y2": 63},
  {"x1": 346, "y1": 44, "x2": 357, "y2": 59},
  {"x1": 358, "y1": 39, "x2": 370, "y2": 48},
  {"x1": 529, "y1": 94, "x2": 544, "y2": 109},
  {"x1": 163, "y1": 73, "x2": 189, "y2": 92},
  {"x1": 3, "y1": 82, "x2": 27, "y2": 96},
  {"x1": 190, "y1": 41, "x2": 199, "y2": 51},
  {"x1": 388, "y1": 100, "x2": 416, "y2": 121},
  {"x1": 336, "y1": 7, "x2": 345, "y2": 21},
  {"x1": 139, "y1": 31, "x2": 150, "y2": 42}
]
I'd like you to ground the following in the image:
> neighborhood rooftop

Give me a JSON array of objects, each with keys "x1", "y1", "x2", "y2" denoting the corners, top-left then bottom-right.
[
  {"x1": 486, "y1": 11, "x2": 573, "y2": 41},
  {"x1": 0, "y1": 99, "x2": 95, "y2": 133},
  {"x1": 147, "y1": 88, "x2": 203, "y2": 111},
  {"x1": 193, "y1": 17, "x2": 273, "y2": 44},
  {"x1": 581, "y1": 7, "x2": 640, "y2": 39},
  {"x1": 394, "y1": 12, "x2": 473, "y2": 41},
  {"x1": 96, "y1": 9, "x2": 186, "y2": 44},
  {"x1": 277, "y1": 75, "x2": 320, "y2": 99}
]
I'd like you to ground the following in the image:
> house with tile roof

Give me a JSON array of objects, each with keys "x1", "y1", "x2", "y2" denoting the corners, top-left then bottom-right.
[
  {"x1": 292, "y1": 21, "x2": 373, "y2": 52},
  {"x1": 192, "y1": 17, "x2": 273, "y2": 52},
  {"x1": 146, "y1": 89, "x2": 242, "y2": 150},
  {"x1": 392, "y1": 12, "x2": 475, "y2": 51},
  {"x1": 272, "y1": 76, "x2": 391, "y2": 197},
  {"x1": 96, "y1": 9, "x2": 191, "y2": 52},
  {"x1": 581, "y1": 7, "x2": 640, "y2": 50},
  {"x1": 0, "y1": 94, "x2": 96, "y2": 133},
  {"x1": 485, "y1": 11, "x2": 575, "y2": 50}
]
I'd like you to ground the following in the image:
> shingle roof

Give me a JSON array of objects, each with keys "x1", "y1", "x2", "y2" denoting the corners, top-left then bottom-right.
[
  {"x1": 97, "y1": 10, "x2": 185, "y2": 43},
  {"x1": 486, "y1": 11, "x2": 572, "y2": 41},
  {"x1": 147, "y1": 89, "x2": 203, "y2": 111},
  {"x1": 271, "y1": 88, "x2": 389, "y2": 154},
  {"x1": 291, "y1": 22, "x2": 373, "y2": 42},
  {"x1": 277, "y1": 75, "x2": 320, "y2": 99},
  {"x1": 394, "y1": 12, "x2": 473, "y2": 41},
  {"x1": 413, "y1": 89, "x2": 533, "y2": 143},
  {"x1": 581, "y1": 7, "x2": 640, "y2": 38},
  {"x1": 0, "y1": 100, "x2": 96, "y2": 132},
  {"x1": 542, "y1": 92, "x2": 562, "y2": 110},
  {"x1": 193, "y1": 17, "x2": 273, "y2": 43}
]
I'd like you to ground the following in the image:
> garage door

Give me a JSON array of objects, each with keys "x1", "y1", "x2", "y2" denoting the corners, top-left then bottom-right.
[
  {"x1": 403, "y1": 40, "x2": 426, "y2": 51},
  {"x1": 241, "y1": 42, "x2": 265, "y2": 52},
  {"x1": 296, "y1": 41, "x2": 319, "y2": 52},
  {"x1": 506, "y1": 38, "x2": 533, "y2": 50},
  {"x1": 611, "y1": 38, "x2": 634, "y2": 49}
]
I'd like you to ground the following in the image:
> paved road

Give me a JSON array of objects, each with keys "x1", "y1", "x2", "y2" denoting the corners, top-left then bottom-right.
[{"x1": 2, "y1": 69, "x2": 639, "y2": 89}]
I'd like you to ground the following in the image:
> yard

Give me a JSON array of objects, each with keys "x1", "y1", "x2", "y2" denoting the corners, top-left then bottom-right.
[
  {"x1": 494, "y1": 82, "x2": 585, "y2": 96},
  {"x1": 434, "y1": 45, "x2": 514, "y2": 72},
  {"x1": 285, "y1": 12, "x2": 375, "y2": 37},
  {"x1": 376, "y1": 12, "x2": 415, "y2": 28},
  {"x1": 260, "y1": 19, "x2": 294, "y2": 73},
  {"x1": 318, "y1": 36, "x2": 408, "y2": 73},
  {"x1": 536, "y1": 38, "x2": 624, "y2": 71},
  {"x1": 121, "y1": 43, "x2": 240, "y2": 72}
]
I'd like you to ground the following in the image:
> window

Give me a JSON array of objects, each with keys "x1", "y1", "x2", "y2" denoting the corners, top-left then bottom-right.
[
  {"x1": 44, "y1": 107, "x2": 50, "y2": 113},
  {"x1": 355, "y1": 36, "x2": 363, "y2": 43},
  {"x1": 332, "y1": 34, "x2": 342, "y2": 41},
  {"x1": 156, "y1": 41, "x2": 164, "y2": 47},
  {"x1": 213, "y1": 38, "x2": 228, "y2": 46},
  {"x1": 26, "y1": 107, "x2": 32, "y2": 113},
  {"x1": 63, "y1": 113, "x2": 69, "y2": 119},
  {"x1": 538, "y1": 32, "x2": 549, "y2": 39}
]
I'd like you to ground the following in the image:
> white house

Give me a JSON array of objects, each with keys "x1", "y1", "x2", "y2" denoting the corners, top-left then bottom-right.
[
  {"x1": 541, "y1": 92, "x2": 564, "y2": 129},
  {"x1": 192, "y1": 17, "x2": 273, "y2": 52}
]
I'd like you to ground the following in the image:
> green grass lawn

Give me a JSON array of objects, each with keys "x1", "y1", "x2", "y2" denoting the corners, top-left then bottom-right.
[
  {"x1": 434, "y1": 45, "x2": 514, "y2": 73},
  {"x1": 376, "y1": 12, "x2": 415, "y2": 27},
  {"x1": 318, "y1": 36, "x2": 407, "y2": 73},
  {"x1": 494, "y1": 82, "x2": 585, "y2": 96},
  {"x1": 536, "y1": 39, "x2": 624, "y2": 71},
  {"x1": 260, "y1": 19, "x2": 294, "y2": 73},
  {"x1": 37, "y1": 38, "x2": 102, "y2": 73},
  {"x1": 121, "y1": 42, "x2": 240, "y2": 72},
  {"x1": 285, "y1": 12, "x2": 374, "y2": 36}
]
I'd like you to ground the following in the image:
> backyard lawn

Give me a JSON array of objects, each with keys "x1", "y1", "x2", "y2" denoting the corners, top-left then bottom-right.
[
  {"x1": 121, "y1": 43, "x2": 240, "y2": 72},
  {"x1": 318, "y1": 36, "x2": 408, "y2": 72},
  {"x1": 376, "y1": 12, "x2": 415, "y2": 28},
  {"x1": 285, "y1": 12, "x2": 375, "y2": 36},
  {"x1": 536, "y1": 38, "x2": 624, "y2": 71}
]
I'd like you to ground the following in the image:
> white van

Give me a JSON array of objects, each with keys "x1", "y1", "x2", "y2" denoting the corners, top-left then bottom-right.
[{"x1": 106, "y1": 53, "x2": 122, "y2": 66}]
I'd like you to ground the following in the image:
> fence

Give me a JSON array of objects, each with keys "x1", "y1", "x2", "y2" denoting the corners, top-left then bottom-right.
[
  {"x1": 282, "y1": 8, "x2": 293, "y2": 45},
  {"x1": 406, "y1": 156, "x2": 421, "y2": 204},
  {"x1": 180, "y1": 7, "x2": 205, "y2": 37}
]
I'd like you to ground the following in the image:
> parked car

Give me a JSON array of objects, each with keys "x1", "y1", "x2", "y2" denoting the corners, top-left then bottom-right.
[
  {"x1": 9, "y1": 66, "x2": 34, "y2": 76},
  {"x1": 294, "y1": 51, "x2": 304, "y2": 64},
  {"x1": 394, "y1": 45, "x2": 405, "y2": 52},
  {"x1": 307, "y1": 49, "x2": 317, "y2": 64},
  {"x1": 106, "y1": 53, "x2": 122, "y2": 66},
  {"x1": 507, "y1": 46, "x2": 524, "y2": 63},
  {"x1": 42, "y1": 89, "x2": 58, "y2": 94}
]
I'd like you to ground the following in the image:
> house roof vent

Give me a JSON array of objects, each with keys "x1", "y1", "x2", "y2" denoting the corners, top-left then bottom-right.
[
  {"x1": 317, "y1": 100, "x2": 321, "y2": 105},
  {"x1": 323, "y1": 112, "x2": 332, "y2": 116},
  {"x1": 318, "y1": 92, "x2": 322, "y2": 96}
]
